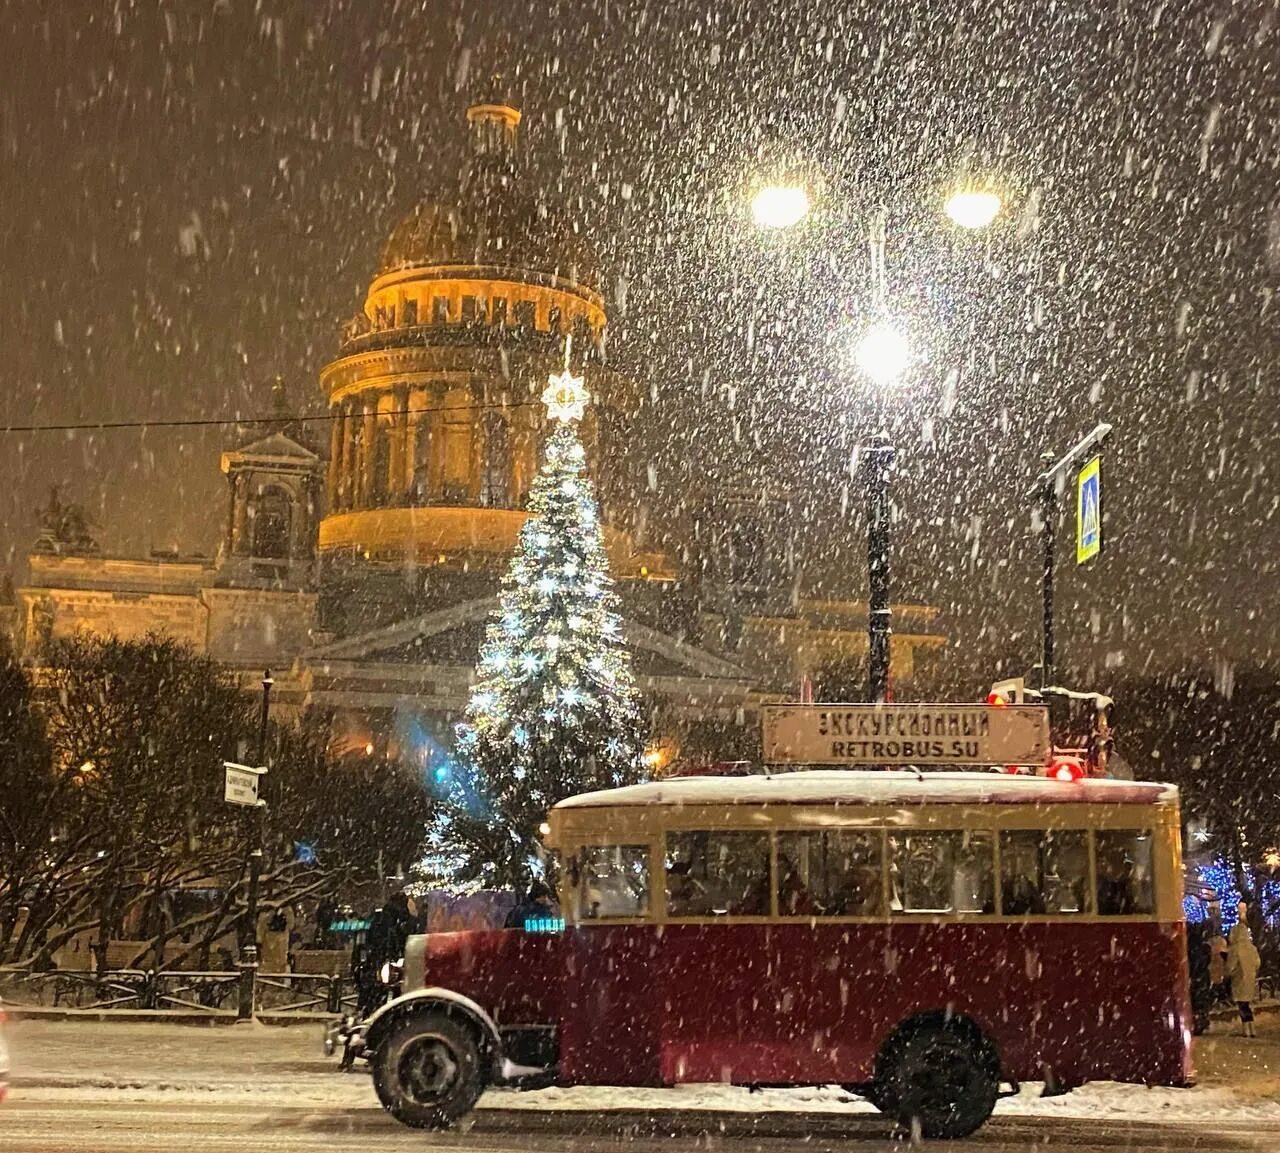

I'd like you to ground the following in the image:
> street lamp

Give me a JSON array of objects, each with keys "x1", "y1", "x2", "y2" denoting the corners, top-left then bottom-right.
[
  {"x1": 944, "y1": 189, "x2": 1002, "y2": 230},
  {"x1": 750, "y1": 184, "x2": 810, "y2": 229},
  {"x1": 741, "y1": 174, "x2": 1001, "y2": 705},
  {"x1": 853, "y1": 321, "x2": 912, "y2": 388}
]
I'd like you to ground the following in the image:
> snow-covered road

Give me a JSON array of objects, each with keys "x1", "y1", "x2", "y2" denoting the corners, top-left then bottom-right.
[
  {"x1": 4, "y1": 1096, "x2": 1278, "y2": 1152},
  {"x1": 4, "y1": 1016, "x2": 1280, "y2": 1150}
]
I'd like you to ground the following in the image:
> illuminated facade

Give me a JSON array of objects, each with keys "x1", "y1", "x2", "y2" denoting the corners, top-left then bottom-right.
[{"x1": 11, "y1": 98, "x2": 945, "y2": 768}]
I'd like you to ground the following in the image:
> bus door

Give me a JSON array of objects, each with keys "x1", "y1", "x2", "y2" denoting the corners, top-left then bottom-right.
[{"x1": 558, "y1": 843, "x2": 662, "y2": 1086}]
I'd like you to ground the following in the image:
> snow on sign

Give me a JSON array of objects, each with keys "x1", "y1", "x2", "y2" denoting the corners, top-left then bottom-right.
[
  {"x1": 223, "y1": 761, "x2": 265, "y2": 806},
  {"x1": 1076, "y1": 455, "x2": 1102, "y2": 564},
  {"x1": 761, "y1": 704, "x2": 1050, "y2": 767}
]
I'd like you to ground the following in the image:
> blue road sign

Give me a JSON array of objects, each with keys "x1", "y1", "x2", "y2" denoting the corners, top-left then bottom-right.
[{"x1": 1076, "y1": 456, "x2": 1102, "y2": 564}]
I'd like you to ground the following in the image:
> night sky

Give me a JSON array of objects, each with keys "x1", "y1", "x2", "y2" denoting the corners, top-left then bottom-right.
[{"x1": 4, "y1": 0, "x2": 1279, "y2": 687}]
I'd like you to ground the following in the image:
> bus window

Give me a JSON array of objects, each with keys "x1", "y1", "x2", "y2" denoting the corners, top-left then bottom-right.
[
  {"x1": 578, "y1": 845, "x2": 650, "y2": 919},
  {"x1": 665, "y1": 831, "x2": 771, "y2": 917},
  {"x1": 891, "y1": 830, "x2": 994, "y2": 915},
  {"x1": 1095, "y1": 830, "x2": 1155, "y2": 915},
  {"x1": 1000, "y1": 830, "x2": 1089, "y2": 915},
  {"x1": 776, "y1": 830, "x2": 883, "y2": 917}
]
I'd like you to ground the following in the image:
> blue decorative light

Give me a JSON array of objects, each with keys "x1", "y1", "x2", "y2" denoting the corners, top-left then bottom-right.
[
  {"x1": 521, "y1": 916, "x2": 565, "y2": 934},
  {"x1": 1190, "y1": 855, "x2": 1280, "y2": 929}
]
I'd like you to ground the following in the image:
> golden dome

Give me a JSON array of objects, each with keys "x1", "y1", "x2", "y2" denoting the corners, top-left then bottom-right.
[{"x1": 378, "y1": 102, "x2": 601, "y2": 292}]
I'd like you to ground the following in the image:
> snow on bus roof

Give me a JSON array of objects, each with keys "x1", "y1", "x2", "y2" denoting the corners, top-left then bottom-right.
[{"x1": 553, "y1": 770, "x2": 1177, "y2": 810}]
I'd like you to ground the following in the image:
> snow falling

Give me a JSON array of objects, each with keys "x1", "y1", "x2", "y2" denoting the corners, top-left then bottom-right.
[{"x1": 4, "y1": 2, "x2": 1280, "y2": 1149}]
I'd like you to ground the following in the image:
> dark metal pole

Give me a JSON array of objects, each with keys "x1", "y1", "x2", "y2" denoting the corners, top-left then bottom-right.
[
  {"x1": 1038, "y1": 456, "x2": 1057, "y2": 690},
  {"x1": 237, "y1": 670, "x2": 272, "y2": 1021},
  {"x1": 1026, "y1": 426, "x2": 1110, "y2": 692},
  {"x1": 864, "y1": 434, "x2": 895, "y2": 703}
]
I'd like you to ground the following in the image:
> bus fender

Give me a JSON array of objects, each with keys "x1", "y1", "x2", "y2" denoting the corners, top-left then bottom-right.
[{"x1": 363, "y1": 987, "x2": 504, "y2": 1071}]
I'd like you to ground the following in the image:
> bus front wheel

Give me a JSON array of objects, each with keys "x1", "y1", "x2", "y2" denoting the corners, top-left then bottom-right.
[
  {"x1": 883, "y1": 1024, "x2": 998, "y2": 1140},
  {"x1": 372, "y1": 1011, "x2": 485, "y2": 1129}
]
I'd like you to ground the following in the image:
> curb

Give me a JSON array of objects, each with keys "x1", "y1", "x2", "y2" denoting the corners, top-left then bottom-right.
[
  {"x1": 4, "y1": 1007, "x2": 330, "y2": 1026},
  {"x1": 10, "y1": 1068, "x2": 346, "y2": 1091}
]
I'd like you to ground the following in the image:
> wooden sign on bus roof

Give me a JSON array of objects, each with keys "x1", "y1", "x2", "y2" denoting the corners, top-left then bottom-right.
[{"x1": 761, "y1": 703, "x2": 1051, "y2": 767}]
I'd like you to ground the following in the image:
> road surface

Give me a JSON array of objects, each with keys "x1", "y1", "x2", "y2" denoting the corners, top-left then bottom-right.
[
  {"x1": 5, "y1": 1096, "x2": 1280, "y2": 1152},
  {"x1": 4, "y1": 1016, "x2": 1280, "y2": 1151}
]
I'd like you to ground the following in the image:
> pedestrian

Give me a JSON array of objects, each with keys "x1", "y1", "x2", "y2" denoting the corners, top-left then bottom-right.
[
  {"x1": 355, "y1": 891, "x2": 416, "y2": 1017},
  {"x1": 1186, "y1": 920, "x2": 1213, "y2": 1035},
  {"x1": 1209, "y1": 912, "x2": 1230, "y2": 1005},
  {"x1": 1228, "y1": 900, "x2": 1262, "y2": 1038},
  {"x1": 504, "y1": 880, "x2": 558, "y2": 929}
]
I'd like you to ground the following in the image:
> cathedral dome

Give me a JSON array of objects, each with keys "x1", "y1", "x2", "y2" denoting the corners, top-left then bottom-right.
[{"x1": 377, "y1": 102, "x2": 601, "y2": 292}]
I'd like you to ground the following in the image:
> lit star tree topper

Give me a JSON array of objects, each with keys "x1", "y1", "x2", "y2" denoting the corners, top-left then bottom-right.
[
  {"x1": 541, "y1": 367, "x2": 590, "y2": 424},
  {"x1": 436, "y1": 363, "x2": 645, "y2": 889}
]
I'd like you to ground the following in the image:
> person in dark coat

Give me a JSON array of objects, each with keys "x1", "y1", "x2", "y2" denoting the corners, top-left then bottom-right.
[
  {"x1": 1186, "y1": 920, "x2": 1213, "y2": 1035},
  {"x1": 505, "y1": 881, "x2": 557, "y2": 929},
  {"x1": 355, "y1": 892, "x2": 416, "y2": 1016}
]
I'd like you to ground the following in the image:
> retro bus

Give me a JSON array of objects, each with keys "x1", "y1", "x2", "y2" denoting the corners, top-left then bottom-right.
[{"x1": 344, "y1": 771, "x2": 1192, "y2": 1139}]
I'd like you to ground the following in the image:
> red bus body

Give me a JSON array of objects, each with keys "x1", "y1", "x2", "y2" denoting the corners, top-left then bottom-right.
[
  {"x1": 417, "y1": 917, "x2": 1190, "y2": 1090},
  {"x1": 365, "y1": 773, "x2": 1191, "y2": 1135}
]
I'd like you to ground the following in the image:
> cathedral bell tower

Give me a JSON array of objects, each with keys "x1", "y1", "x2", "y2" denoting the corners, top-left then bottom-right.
[{"x1": 218, "y1": 388, "x2": 323, "y2": 589}]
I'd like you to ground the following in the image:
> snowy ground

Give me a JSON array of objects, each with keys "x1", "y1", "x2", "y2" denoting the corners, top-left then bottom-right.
[
  {"x1": 3, "y1": 1015, "x2": 1280, "y2": 1149},
  {"x1": 8, "y1": 1013, "x2": 1280, "y2": 1119}
]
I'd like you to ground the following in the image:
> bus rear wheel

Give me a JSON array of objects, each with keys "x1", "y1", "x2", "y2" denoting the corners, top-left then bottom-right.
[
  {"x1": 372, "y1": 1012, "x2": 485, "y2": 1129},
  {"x1": 883, "y1": 1025, "x2": 998, "y2": 1140}
]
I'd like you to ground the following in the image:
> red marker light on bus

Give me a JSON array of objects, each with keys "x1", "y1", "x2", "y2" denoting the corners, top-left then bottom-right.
[
  {"x1": 1049, "y1": 757, "x2": 1085, "y2": 783},
  {"x1": 987, "y1": 692, "x2": 1007, "y2": 707}
]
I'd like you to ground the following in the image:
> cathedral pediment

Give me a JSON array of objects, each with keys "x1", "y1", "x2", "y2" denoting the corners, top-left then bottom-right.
[
  {"x1": 220, "y1": 432, "x2": 320, "y2": 472},
  {"x1": 305, "y1": 595, "x2": 751, "y2": 685}
]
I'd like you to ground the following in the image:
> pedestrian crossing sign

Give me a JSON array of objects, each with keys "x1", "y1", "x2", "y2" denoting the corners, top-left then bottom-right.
[{"x1": 1076, "y1": 455, "x2": 1102, "y2": 564}]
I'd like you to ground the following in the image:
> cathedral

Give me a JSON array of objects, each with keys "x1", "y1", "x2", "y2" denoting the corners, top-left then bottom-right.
[{"x1": 10, "y1": 99, "x2": 944, "y2": 771}]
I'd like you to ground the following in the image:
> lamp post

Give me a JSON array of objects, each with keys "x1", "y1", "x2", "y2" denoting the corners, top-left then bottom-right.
[
  {"x1": 852, "y1": 319, "x2": 909, "y2": 703},
  {"x1": 863, "y1": 434, "x2": 896, "y2": 702},
  {"x1": 1037, "y1": 452, "x2": 1057, "y2": 690},
  {"x1": 237, "y1": 669, "x2": 273, "y2": 1022}
]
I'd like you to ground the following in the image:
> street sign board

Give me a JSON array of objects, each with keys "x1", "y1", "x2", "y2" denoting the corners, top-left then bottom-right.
[
  {"x1": 223, "y1": 761, "x2": 265, "y2": 807},
  {"x1": 1076, "y1": 455, "x2": 1102, "y2": 564},
  {"x1": 761, "y1": 704, "x2": 1050, "y2": 767}
]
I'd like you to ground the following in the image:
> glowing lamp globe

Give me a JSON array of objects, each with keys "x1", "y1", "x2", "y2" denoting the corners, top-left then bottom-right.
[
  {"x1": 945, "y1": 189, "x2": 1002, "y2": 230},
  {"x1": 854, "y1": 322, "x2": 911, "y2": 387},
  {"x1": 751, "y1": 185, "x2": 810, "y2": 230}
]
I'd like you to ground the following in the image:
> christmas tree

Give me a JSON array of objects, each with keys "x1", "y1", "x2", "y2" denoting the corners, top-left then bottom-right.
[{"x1": 437, "y1": 366, "x2": 645, "y2": 888}]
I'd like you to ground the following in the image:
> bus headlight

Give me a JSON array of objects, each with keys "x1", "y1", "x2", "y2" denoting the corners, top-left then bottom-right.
[{"x1": 378, "y1": 959, "x2": 403, "y2": 986}]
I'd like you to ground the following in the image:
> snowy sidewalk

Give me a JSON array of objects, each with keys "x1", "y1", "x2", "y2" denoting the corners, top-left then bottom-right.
[{"x1": 7, "y1": 1016, "x2": 1280, "y2": 1123}]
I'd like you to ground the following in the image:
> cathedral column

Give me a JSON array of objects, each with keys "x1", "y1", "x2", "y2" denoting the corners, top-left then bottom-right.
[
  {"x1": 399, "y1": 386, "x2": 416, "y2": 501},
  {"x1": 231, "y1": 473, "x2": 249, "y2": 555},
  {"x1": 387, "y1": 387, "x2": 406, "y2": 506},
  {"x1": 361, "y1": 403, "x2": 376, "y2": 509},
  {"x1": 223, "y1": 471, "x2": 238, "y2": 558},
  {"x1": 427, "y1": 386, "x2": 446, "y2": 500},
  {"x1": 339, "y1": 399, "x2": 355, "y2": 511},
  {"x1": 326, "y1": 404, "x2": 342, "y2": 511}
]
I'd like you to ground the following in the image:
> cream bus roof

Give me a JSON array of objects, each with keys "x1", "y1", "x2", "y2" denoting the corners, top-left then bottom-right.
[{"x1": 553, "y1": 771, "x2": 1177, "y2": 811}]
